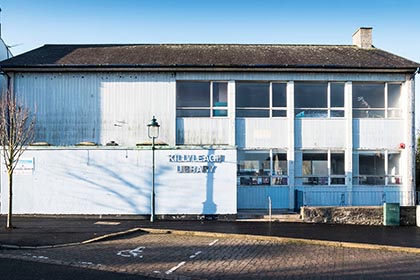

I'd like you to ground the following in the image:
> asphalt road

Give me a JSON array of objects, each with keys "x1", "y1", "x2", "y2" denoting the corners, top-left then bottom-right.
[{"x1": 0, "y1": 257, "x2": 156, "y2": 280}]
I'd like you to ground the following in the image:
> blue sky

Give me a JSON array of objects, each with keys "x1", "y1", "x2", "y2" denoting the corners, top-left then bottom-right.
[{"x1": 1, "y1": 0, "x2": 420, "y2": 123}]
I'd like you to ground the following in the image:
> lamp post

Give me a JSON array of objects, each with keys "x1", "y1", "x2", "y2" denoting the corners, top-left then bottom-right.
[{"x1": 147, "y1": 116, "x2": 160, "y2": 222}]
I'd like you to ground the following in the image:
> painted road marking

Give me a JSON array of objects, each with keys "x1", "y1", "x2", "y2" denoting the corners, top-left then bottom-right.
[
  {"x1": 162, "y1": 239, "x2": 220, "y2": 275},
  {"x1": 117, "y1": 246, "x2": 145, "y2": 258},
  {"x1": 209, "y1": 239, "x2": 219, "y2": 246},
  {"x1": 189, "y1": 251, "x2": 202, "y2": 259},
  {"x1": 32, "y1": 256, "x2": 49, "y2": 260},
  {"x1": 165, "y1": 261, "x2": 186, "y2": 275},
  {"x1": 94, "y1": 221, "x2": 121, "y2": 225}
]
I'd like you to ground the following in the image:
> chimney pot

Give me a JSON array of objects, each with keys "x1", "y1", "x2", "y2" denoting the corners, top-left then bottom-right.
[{"x1": 352, "y1": 27, "x2": 373, "y2": 49}]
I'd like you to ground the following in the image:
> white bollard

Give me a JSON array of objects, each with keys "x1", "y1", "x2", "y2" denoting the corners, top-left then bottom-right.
[{"x1": 417, "y1": 205, "x2": 420, "y2": 227}]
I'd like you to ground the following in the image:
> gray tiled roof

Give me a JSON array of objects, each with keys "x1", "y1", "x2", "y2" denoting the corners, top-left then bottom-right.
[{"x1": 1, "y1": 44, "x2": 419, "y2": 72}]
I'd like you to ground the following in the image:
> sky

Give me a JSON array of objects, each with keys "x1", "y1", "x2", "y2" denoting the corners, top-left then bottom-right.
[{"x1": 0, "y1": 0, "x2": 419, "y2": 124}]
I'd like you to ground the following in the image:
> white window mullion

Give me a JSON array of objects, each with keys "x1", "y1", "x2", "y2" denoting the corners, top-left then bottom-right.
[
  {"x1": 327, "y1": 83, "x2": 331, "y2": 118},
  {"x1": 385, "y1": 83, "x2": 388, "y2": 119},
  {"x1": 384, "y1": 150, "x2": 389, "y2": 185},
  {"x1": 327, "y1": 149, "x2": 331, "y2": 185},
  {"x1": 269, "y1": 82, "x2": 273, "y2": 118},
  {"x1": 270, "y1": 149, "x2": 273, "y2": 183},
  {"x1": 210, "y1": 82, "x2": 214, "y2": 117}
]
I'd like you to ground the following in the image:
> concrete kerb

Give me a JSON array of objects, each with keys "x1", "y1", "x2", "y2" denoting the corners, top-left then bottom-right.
[{"x1": 2, "y1": 226, "x2": 420, "y2": 254}]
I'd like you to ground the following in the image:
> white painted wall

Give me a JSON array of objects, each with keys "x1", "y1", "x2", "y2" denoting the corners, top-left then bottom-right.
[
  {"x1": 0, "y1": 148, "x2": 237, "y2": 215},
  {"x1": 295, "y1": 119, "x2": 346, "y2": 149},
  {"x1": 236, "y1": 118, "x2": 288, "y2": 148},
  {"x1": 176, "y1": 118, "x2": 229, "y2": 145},
  {"x1": 353, "y1": 119, "x2": 404, "y2": 149}
]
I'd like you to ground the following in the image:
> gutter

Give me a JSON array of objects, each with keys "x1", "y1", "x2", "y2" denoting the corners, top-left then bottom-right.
[{"x1": 0, "y1": 66, "x2": 418, "y2": 74}]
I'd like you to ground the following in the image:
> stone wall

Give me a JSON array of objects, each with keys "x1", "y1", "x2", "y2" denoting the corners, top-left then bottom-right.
[{"x1": 301, "y1": 206, "x2": 417, "y2": 226}]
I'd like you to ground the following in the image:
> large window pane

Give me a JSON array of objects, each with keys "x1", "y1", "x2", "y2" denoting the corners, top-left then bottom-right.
[
  {"x1": 303, "y1": 153, "x2": 328, "y2": 175},
  {"x1": 359, "y1": 153, "x2": 385, "y2": 175},
  {"x1": 331, "y1": 153, "x2": 345, "y2": 175},
  {"x1": 272, "y1": 83, "x2": 287, "y2": 107},
  {"x1": 213, "y1": 82, "x2": 228, "y2": 107},
  {"x1": 388, "y1": 153, "x2": 400, "y2": 175},
  {"x1": 176, "y1": 109, "x2": 210, "y2": 117},
  {"x1": 236, "y1": 82, "x2": 269, "y2": 108},
  {"x1": 353, "y1": 109, "x2": 385, "y2": 118},
  {"x1": 330, "y1": 83, "x2": 345, "y2": 107},
  {"x1": 388, "y1": 84, "x2": 401, "y2": 108},
  {"x1": 236, "y1": 109, "x2": 269, "y2": 117},
  {"x1": 177, "y1": 81, "x2": 210, "y2": 107},
  {"x1": 353, "y1": 83, "x2": 384, "y2": 108},
  {"x1": 272, "y1": 153, "x2": 287, "y2": 175},
  {"x1": 295, "y1": 109, "x2": 328, "y2": 118},
  {"x1": 238, "y1": 151, "x2": 270, "y2": 176},
  {"x1": 295, "y1": 83, "x2": 327, "y2": 108}
]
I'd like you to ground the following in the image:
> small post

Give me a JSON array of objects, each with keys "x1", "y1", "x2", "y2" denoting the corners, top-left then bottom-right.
[{"x1": 268, "y1": 196, "x2": 272, "y2": 222}]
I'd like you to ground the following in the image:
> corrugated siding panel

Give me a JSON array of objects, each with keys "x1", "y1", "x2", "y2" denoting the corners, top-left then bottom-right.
[
  {"x1": 237, "y1": 186, "x2": 289, "y2": 209},
  {"x1": 353, "y1": 119, "x2": 404, "y2": 149},
  {"x1": 176, "y1": 118, "x2": 229, "y2": 145},
  {"x1": 236, "y1": 118, "x2": 288, "y2": 148},
  {"x1": 295, "y1": 119, "x2": 346, "y2": 149},
  {"x1": 14, "y1": 72, "x2": 176, "y2": 146}
]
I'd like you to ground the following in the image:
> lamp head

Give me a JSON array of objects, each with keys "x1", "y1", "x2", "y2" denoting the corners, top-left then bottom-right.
[{"x1": 147, "y1": 116, "x2": 160, "y2": 139}]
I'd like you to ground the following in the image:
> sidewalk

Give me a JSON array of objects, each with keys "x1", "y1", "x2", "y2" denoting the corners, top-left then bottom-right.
[{"x1": 1, "y1": 215, "x2": 420, "y2": 249}]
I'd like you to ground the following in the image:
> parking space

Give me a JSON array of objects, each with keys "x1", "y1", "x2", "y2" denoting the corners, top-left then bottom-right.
[{"x1": 1, "y1": 232, "x2": 420, "y2": 279}]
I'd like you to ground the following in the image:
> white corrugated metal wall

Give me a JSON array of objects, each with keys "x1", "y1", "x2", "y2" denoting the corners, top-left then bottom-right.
[
  {"x1": 4, "y1": 70, "x2": 415, "y2": 213},
  {"x1": 14, "y1": 72, "x2": 176, "y2": 146}
]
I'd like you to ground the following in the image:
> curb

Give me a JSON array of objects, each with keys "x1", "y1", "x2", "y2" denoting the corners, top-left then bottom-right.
[
  {"x1": 139, "y1": 227, "x2": 420, "y2": 254},
  {"x1": 0, "y1": 227, "x2": 145, "y2": 250}
]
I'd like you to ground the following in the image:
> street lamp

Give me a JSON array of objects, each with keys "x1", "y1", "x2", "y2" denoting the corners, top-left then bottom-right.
[{"x1": 147, "y1": 116, "x2": 160, "y2": 222}]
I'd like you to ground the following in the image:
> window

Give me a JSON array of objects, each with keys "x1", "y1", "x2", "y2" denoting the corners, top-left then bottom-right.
[
  {"x1": 354, "y1": 151, "x2": 401, "y2": 185},
  {"x1": 302, "y1": 153, "x2": 328, "y2": 185},
  {"x1": 295, "y1": 82, "x2": 344, "y2": 118},
  {"x1": 237, "y1": 150, "x2": 288, "y2": 186},
  {"x1": 388, "y1": 152, "x2": 402, "y2": 184},
  {"x1": 352, "y1": 83, "x2": 401, "y2": 118},
  {"x1": 300, "y1": 151, "x2": 345, "y2": 185},
  {"x1": 176, "y1": 81, "x2": 228, "y2": 117},
  {"x1": 236, "y1": 82, "x2": 287, "y2": 118}
]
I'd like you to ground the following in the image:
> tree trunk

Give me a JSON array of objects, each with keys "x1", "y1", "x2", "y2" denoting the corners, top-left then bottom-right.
[{"x1": 6, "y1": 170, "x2": 13, "y2": 229}]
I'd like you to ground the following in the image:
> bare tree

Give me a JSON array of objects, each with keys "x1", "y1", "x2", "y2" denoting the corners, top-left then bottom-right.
[{"x1": 0, "y1": 90, "x2": 35, "y2": 229}]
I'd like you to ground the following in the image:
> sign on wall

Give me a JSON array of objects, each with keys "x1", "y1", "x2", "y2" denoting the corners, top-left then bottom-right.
[
  {"x1": 169, "y1": 154, "x2": 224, "y2": 173},
  {"x1": 14, "y1": 158, "x2": 34, "y2": 175}
]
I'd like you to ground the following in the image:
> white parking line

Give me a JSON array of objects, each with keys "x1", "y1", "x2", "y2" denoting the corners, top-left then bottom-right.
[
  {"x1": 209, "y1": 239, "x2": 219, "y2": 246},
  {"x1": 165, "y1": 261, "x2": 186, "y2": 274},
  {"x1": 189, "y1": 251, "x2": 202, "y2": 259}
]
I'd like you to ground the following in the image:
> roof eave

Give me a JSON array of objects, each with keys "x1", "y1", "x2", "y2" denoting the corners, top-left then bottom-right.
[{"x1": 0, "y1": 64, "x2": 418, "y2": 74}]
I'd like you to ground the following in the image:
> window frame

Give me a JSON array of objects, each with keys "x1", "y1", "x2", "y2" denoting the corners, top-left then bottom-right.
[
  {"x1": 352, "y1": 82, "x2": 402, "y2": 119},
  {"x1": 176, "y1": 80, "x2": 229, "y2": 118},
  {"x1": 294, "y1": 82, "x2": 345, "y2": 119},
  {"x1": 298, "y1": 150, "x2": 346, "y2": 186},
  {"x1": 353, "y1": 150, "x2": 402, "y2": 186},
  {"x1": 237, "y1": 149, "x2": 288, "y2": 186},
  {"x1": 235, "y1": 81, "x2": 287, "y2": 118}
]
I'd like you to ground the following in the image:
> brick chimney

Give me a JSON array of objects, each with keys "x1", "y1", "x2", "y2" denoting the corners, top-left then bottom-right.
[{"x1": 352, "y1": 27, "x2": 373, "y2": 49}]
